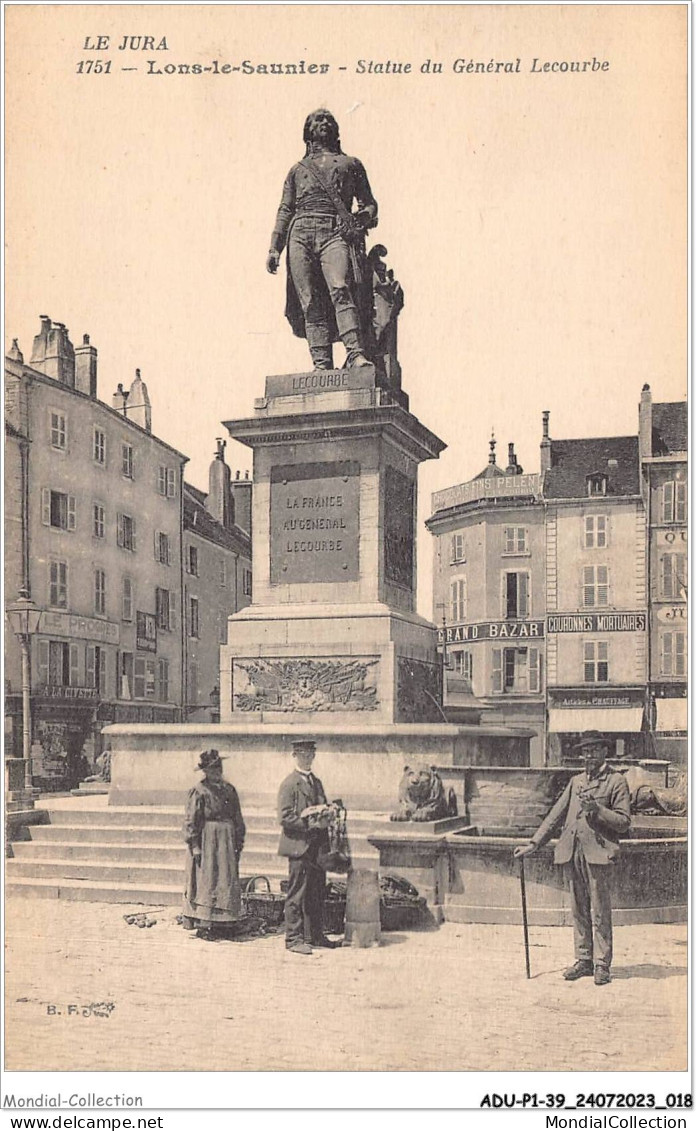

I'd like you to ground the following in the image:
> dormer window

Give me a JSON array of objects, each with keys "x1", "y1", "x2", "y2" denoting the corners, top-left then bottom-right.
[{"x1": 586, "y1": 473, "x2": 607, "y2": 497}]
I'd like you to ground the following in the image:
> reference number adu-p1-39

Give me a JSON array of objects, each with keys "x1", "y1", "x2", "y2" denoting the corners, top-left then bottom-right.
[{"x1": 479, "y1": 1093, "x2": 692, "y2": 1109}]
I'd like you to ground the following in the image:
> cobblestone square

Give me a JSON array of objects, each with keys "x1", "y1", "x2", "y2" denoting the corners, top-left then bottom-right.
[{"x1": 4, "y1": 894, "x2": 687, "y2": 1073}]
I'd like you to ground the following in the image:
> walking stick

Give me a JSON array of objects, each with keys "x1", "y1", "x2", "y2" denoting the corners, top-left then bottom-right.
[{"x1": 519, "y1": 857, "x2": 531, "y2": 979}]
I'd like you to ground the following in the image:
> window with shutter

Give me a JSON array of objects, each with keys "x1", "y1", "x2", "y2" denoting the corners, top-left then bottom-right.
[
  {"x1": 661, "y1": 631, "x2": 686, "y2": 677},
  {"x1": 117, "y1": 514, "x2": 135, "y2": 551},
  {"x1": 662, "y1": 481, "x2": 675, "y2": 523},
  {"x1": 93, "y1": 428, "x2": 106, "y2": 465},
  {"x1": 156, "y1": 588, "x2": 171, "y2": 631},
  {"x1": 529, "y1": 648, "x2": 541, "y2": 693},
  {"x1": 122, "y1": 577, "x2": 133, "y2": 621},
  {"x1": 49, "y1": 561, "x2": 68, "y2": 607},
  {"x1": 120, "y1": 652, "x2": 134, "y2": 699},
  {"x1": 158, "y1": 659, "x2": 169, "y2": 703},
  {"x1": 450, "y1": 576, "x2": 467, "y2": 622},
  {"x1": 503, "y1": 571, "x2": 530, "y2": 618},
  {"x1": 661, "y1": 553, "x2": 686, "y2": 599},
  {"x1": 189, "y1": 597, "x2": 200, "y2": 638},
  {"x1": 49, "y1": 411, "x2": 67, "y2": 450},
  {"x1": 43, "y1": 490, "x2": 76, "y2": 531},
  {"x1": 451, "y1": 533, "x2": 465, "y2": 562},
  {"x1": 38, "y1": 640, "x2": 50, "y2": 685},
  {"x1": 583, "y1": 565, "x2": 609, "y2": 607},
  {"x1": 491, "y1": 648, "x2": 503, "y2": 694},
  {"x1": 69, "y1": 644, "x2": 80, "y2": 687},
  {"x1": 675, "y1": 481, "x2": 687, "y2": 523},
  {"x1": 584, "y1": 515, "x2": 608, "y2": 549},
  {"x1": 48, "y1": 640, "x2": 69, "y2": 686},
  {"x1": 122, "y1": 444, "x2": 134, "y2": 479},
  {"x1": 584, "y1": 640, "x2": 609, "y2": 683},
  {"x1": 94, "y1": 569, "x2": 106, "y2": 615},
  {"x1": 505, "y1": 527, "x2": 527, "y2": 553}
]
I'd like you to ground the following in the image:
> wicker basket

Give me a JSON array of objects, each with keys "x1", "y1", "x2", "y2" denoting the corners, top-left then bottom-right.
[{"x1": 240, "y1": 875, "x2": 286, "y2": 927}]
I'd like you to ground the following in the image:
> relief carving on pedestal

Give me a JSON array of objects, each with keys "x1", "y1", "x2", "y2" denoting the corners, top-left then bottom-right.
[
  {"x1": 234, "y1": 657, "x2": 379, "y2": 712},
  {"x1": 384, "y1": 466, "x2": 414, "y2": 590},
  {"x1": 396, "y1": 658, "x2": 442, "y2": 723}
]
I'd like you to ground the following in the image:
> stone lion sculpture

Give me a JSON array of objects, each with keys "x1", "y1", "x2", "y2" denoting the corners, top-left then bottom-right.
[{"x1": 390, "y1": 764, "x2": 458, "y2": 823}]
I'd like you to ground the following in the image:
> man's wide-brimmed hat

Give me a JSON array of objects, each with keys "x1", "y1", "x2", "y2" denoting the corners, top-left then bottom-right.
[
  {"x1": 291, "y1": 740, "x2": 316, "y2": 756},
  {"x1": 197, "y1": 749, "x2": 226, "y2": 771},
  {"x1": 574, "y1": 731, "x2": 609, "y2": 751}
]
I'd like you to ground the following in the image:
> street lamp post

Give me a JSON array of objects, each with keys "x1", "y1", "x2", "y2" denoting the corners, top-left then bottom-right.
[{"x1": 6, "y1": 588, "x2": 42, "y2": 791}]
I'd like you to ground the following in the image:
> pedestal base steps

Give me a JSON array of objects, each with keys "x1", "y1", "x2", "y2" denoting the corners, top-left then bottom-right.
[{"x1": 4, "y1": 797, "x2": 388, "y2": 906}]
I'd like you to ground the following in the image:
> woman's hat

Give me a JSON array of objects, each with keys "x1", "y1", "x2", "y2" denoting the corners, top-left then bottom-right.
[{"x1": 197, "y1": 749, "x2": 226, "y2": 771}]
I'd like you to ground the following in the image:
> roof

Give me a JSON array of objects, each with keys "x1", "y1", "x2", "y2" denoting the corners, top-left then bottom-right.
[
  {"x1": 183, "y1": 483, "x2": 251, "y2": 556},
  {"x1": 651, "y1": 401, "x2": 687, "y2": 456},
  {"x1": 543, "y1": 436, "x2": 640, "y2": 499},
  {"x1": 6, "y1": 359, "x2": 188, "y2": 461},
  {"x1": 473, "y1": 462, "x2": 506, "y2": 481}
]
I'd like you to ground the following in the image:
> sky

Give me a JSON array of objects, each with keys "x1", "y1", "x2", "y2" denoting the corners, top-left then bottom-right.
[{"x1": 6, "y1": 4, "x2": 687, "y2": 616}]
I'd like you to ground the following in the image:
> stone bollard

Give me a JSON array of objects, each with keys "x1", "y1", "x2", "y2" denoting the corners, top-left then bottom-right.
[{"x1": 342, "y1": 868, "x2": 381, "y2": 948}]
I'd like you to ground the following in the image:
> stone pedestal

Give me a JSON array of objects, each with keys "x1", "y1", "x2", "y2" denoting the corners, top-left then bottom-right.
[
  {"x1": 105, "y1": 369, "x2": 536, "y2": 812},
  {"x1": 221, "y1": 368, "x2": 447, "y2": 726}
]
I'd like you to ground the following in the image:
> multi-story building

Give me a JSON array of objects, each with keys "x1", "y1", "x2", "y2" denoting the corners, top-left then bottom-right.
[
  {"x1": 4, "y1": 316, "x2": 252, "y2": 786},
  {"x1": 429, "y1": 396, "x2": 673, "y2": 767},
  {"x1": 183, "y1": 445, "x2": 252, "y2": 722},
  {"x1": 639, "y1": 386, "x2": 688, "y2": 763},
  {"x1": 427, "y1": 438, "x2": 547, "y2": 764},
  {"x1": 543, "y1": 413, "x2": 648, "y2": 762}
]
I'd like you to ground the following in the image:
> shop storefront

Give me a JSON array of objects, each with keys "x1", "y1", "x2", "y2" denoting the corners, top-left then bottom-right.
[
  {"x1": 547, "y1": 687, "x2": 647, "y2": 763},
  {"x1": 649, "y1": 684, "x2": 687, "y2": 765}
]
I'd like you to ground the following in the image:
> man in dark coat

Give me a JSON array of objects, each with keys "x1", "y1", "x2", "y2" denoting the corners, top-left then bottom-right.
[
  {"x1": 277, "y1": 740, "x2": 339, "y2": 955},
  {"x1": 266, "y1": 108, "x2": 378, "y2": 371},
  {"x1": 514, "y1": 732, "x2": 631, "y2": 985}
]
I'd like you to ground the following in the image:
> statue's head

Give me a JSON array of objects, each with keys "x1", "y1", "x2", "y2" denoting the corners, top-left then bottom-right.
[{"x1": 303, "y1": 108, "x2": 341, "y2": 154}]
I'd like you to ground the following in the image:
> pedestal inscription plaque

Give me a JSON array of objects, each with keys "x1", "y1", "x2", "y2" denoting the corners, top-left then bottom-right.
[{"x1": 270, "y1": 461, "x2": 360, "y2": 584}]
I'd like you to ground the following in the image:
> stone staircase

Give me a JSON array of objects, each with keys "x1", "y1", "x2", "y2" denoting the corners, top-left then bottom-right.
[{"x1": 5, "y1": 797, "x2": 386, "y2": 906}]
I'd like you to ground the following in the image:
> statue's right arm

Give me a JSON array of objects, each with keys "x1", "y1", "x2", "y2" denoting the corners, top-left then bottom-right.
[{"x1": 269, "y1": 167, "x2": 297, "y2": 258}]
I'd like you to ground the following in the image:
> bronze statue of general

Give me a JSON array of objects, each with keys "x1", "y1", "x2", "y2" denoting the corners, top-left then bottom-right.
[{"x1": 266, "y1": 109, "x2": 378, "y2": 371}]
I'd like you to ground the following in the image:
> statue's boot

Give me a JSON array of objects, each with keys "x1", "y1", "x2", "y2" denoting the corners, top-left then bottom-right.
[
  {"x1": 309, "y1": 345, "x2": 334, "y2": 371},
  {"x1": 341, "y1": 329, "x2": 371, "y2": 370}
]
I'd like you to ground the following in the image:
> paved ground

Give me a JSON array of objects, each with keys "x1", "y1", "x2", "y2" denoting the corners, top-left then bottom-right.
[{"x1": 4, "y1": 894, "x2": 687, "y2": 1072}]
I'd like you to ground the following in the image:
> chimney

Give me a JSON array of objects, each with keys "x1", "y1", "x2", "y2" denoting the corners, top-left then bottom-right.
[
  {"x1": 230, "y1": 469, "x2": 253, "y2": 535},
  {"x1": 75, "y1": 333, "x2": 97, "y2": 398},
  {"x1": 506, "y1": 442, "x2": 523, "y2": 475},
  {"x1": 127, "y1": 369, "x2": 151, "y2": 432},
  {"x1": 8, "y1": 339, "x2": 23, "y2": 363},
  {"x1": 638, "y1": 383, "x2": 653, "y2": 461},
  {"x1": 30, "y1": 316, "x2": 75, "y2": 386},
  {"x1": 540, "y1": 410, "x2": 551, "y2": 474},
  {"x1": 112, "y1": 383, "x2": 128, "y2": 414},
  {"x1": 205, "y1": 438, "x2": 232, "y2": 529}
]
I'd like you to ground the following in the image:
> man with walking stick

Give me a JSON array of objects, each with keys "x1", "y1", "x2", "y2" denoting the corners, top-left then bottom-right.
[{"x1": 514, "y1": 732, "x2": 631, "y2": 986}]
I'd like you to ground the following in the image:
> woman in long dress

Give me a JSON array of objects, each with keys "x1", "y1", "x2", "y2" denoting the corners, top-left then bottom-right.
[{"x1": 183, "y1": 749, "x2": 245, "y2": 940}]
